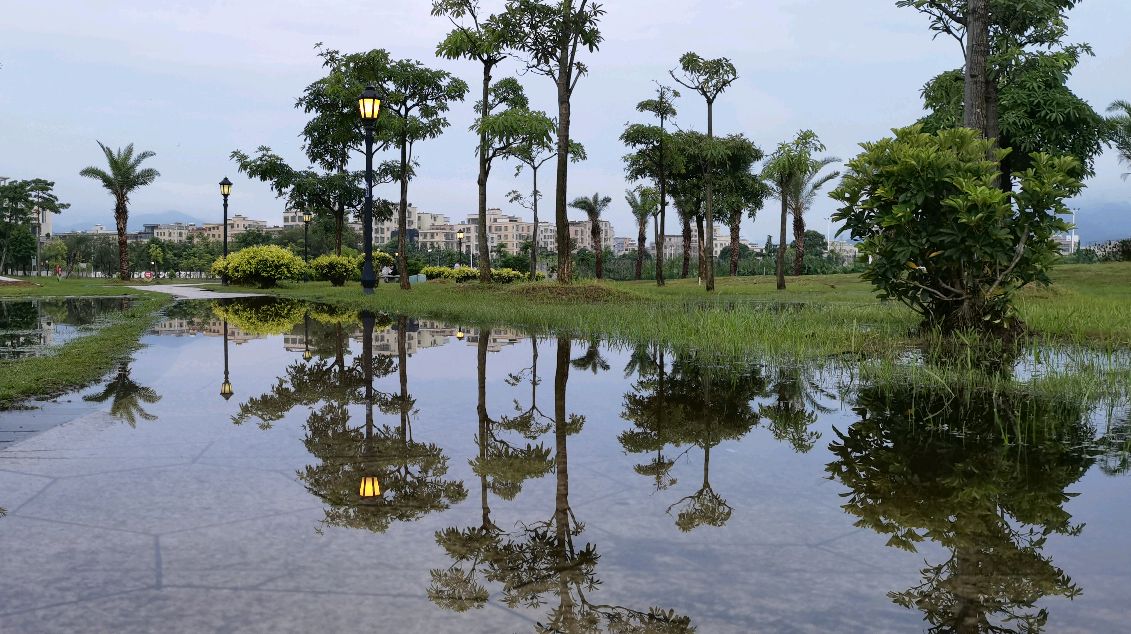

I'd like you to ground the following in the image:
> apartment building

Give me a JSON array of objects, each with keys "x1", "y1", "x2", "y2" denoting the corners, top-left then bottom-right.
[
  {"x1": 152, "y1": 223, "x2": 195, "y2": 242},
  {"x1": 613, "y1": 236, "x2": 638, "y2": 256},
  {"x1": 199, "y1": 215, "x2": 268, "y2": 241},
  {"x1": 567, "y1": 220, "x2": 614, "y2": 253},
  {"x1": 650, "y1": 224, "x2": 729, "y2": 261}
]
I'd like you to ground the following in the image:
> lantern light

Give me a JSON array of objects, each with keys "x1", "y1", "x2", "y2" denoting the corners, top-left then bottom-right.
[
  {"x1": 359, "y1": 476, "x2": 382, "y2": 497},
  {"x1": 220, "y1": 380, "x2": 234, "y2": 401},
  {"x1": 456, "y1": 229, "x2": 465, "y2": 240},
  {"x1": 358, "y1": 86, "x2": 382, "y2": 121},
  {"x1": 219, "y1": 177, "x2": 233, "y2": 198},
  {"x1": 303, "y1": 212, "x2": 313, "y2": 223},
  {"x1": 303, "y1": 349, "x2": 313, "y2": 362},
  {"x1": 456, "y1": 329, "x2": 465, "y2": 341}
]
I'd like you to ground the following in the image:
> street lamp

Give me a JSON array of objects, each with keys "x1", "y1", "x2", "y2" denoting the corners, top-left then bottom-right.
[
  {"x1": 358, "y1": 85, "x2": 382, "y2": 293},
  {"x1": 359, "y1": 310, "x2": 382, "y2": 498},
  {"x1": 303, "y1": 312, "x2": 313, "y2": 362},
  {"x1": 456, "y1": 229, "x2": 464, "y2": 266},
  {"x1": 303, "y1": 211, "x2": 313, "y2": 282},
  {"x1": 220, "y1": 320, "x2": 234, "y2": 401},
  {"x1": 219, "y1": 177, "x2": 232, "y2": 285}
]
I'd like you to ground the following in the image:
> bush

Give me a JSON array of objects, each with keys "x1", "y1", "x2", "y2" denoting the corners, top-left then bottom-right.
[
  {"x1": 211, "y1": 245, "x2": 307, "y2": 288},
  {"x1": 451, "y1": 267, "x2": 480, "y2": 283},
  {"x1": 421, "y1": 266, "x2": 452, "y2": 280},
  {"x1": 419, "y1": 265, "x2": 541, "y2": 284},
  {"x1": 491, "y1": 268, "x2": 526, "y2": 283},
  {"x1": 832, "y1": 126, "x2": 1082, "y2": 334},
  {"x1": 311, "y1": 254, "x2": 362, "y2": 287}
]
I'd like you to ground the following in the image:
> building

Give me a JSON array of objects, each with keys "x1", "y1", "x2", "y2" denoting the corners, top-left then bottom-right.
[
  {"x1": 827, "y1": 240, "x2": 859, "y2": 265},
  {"x1": 567, "y1": 220, "x2": 614, "y2": 253},
  {"x1": 1053, "y1": 234, "x2": 1080, "y2": 255},
  {"x1": 650, "y1": 224, "x2": 728, "y2": 262},
  {"x1": 613, "y1": 236, "x2": 638, "y2": 256},
  {"x1": 199, "y1": 215, "x2": 268, "y2": 242},
  {"x1": 152, "y1": 223, "x2": 195, "y2": 243}
]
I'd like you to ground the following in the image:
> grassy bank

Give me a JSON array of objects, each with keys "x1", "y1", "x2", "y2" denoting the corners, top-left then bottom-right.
[
  {"x1": 0, "y1": 294, "x2": 173, "y2": 407},
  {"x1": 0, "y1": 276, "x2": 180, "y2": 298},
  {"x1": 242, "y1": 263, "x2": 1130, "y2": 359}
]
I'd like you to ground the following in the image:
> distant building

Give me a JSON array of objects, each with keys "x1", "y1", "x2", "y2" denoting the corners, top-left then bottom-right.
[
  {"x1": 567, "y1": 220, "x2": 614, "y2": 253},
  {"x1": 613, "y1": 236, "x2": 637, "y2": 256},
  {"x1": 199, "y1": 214, "x2": 268, "y2": 242},
  {"x1": 1053, "y1": 234, "x2": 1079, "y2": 255},
  {"x1": 827, "y1": 240, "x2": 859, "y2": 264}
]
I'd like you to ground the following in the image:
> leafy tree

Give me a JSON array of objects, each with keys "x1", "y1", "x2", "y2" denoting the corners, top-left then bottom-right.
[
  {"x1": 670, "y1": 53, "x2": 739, "y2": 292},
  {"x1": 785, "y1": 155, "x2": 840, "y2": 275},
  {"x1": 377, "y1": 59, "x2": 469, "y2": 289},
  {"x1": 1109, "y1": 99, "x2": 1131, "y2": 179},
  {"x1": 710, "y1": 137, "x2": 768, "y2": 276},
  {"x1": 568, "y1": 193, "x2": 611, "y2": 279},
  {"x1": 84, "y1": 361, "x2": 161, "y2": 427},
  {"x1": 831, "y1": 126, "x2": 1082, "y2": 334},
  {"x1": 233, "y1": 228, "x2": 273, "y2": 250},
  {"x1": 0, "y1": 178, "x2": 68, "y2": 273},
  {"x1": 762, "y1": 131, "x2": 826, "y2": 290},
  {"x1": 622, "y1": 85, "x2": 680, "y2": 286},
  {"x1": 625, "y1": 185, "x2": 658, "y2": 280},
  {"x1": 79, "y1": 142, "x2": 160, "y2": 280},
  {"x1": 502, "y1": 0, "x2": 605, "y2": 284},
  {"x1": 506, "y1": 134, "x2": 585, "y2": 281},
  {"x1": 434, "y1": 2, "x2": 555, "y2": 283}
]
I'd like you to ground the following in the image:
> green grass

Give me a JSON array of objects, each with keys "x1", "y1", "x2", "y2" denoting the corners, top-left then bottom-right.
[
  {"x1": 0, "y1": 294, "x2": 173, "y2": 407},
  {"x1": 0, "y1": 276, "x2": 180, "y2": 298}
]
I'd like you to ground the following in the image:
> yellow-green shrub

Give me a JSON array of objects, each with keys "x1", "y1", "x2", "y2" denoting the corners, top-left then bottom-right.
[
  {"x1": 311, "y1": 254, "x2": 362, "y2": 287},
  {"x1": 211, "y1": 246, "x2": 306, "y2": 288}
]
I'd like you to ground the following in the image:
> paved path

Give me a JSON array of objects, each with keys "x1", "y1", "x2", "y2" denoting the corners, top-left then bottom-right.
[
  {"x1": 0, "y1": 275, "x2": 22, "y2": 283},
  {"x1": 126, "y1": 284, "x2": 262, "y2": 300}
]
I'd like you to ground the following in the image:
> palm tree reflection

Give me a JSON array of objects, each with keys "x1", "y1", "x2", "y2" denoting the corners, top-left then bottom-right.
[{"x1": 84, "y1": 360, "x2": 161, "y2": 426}]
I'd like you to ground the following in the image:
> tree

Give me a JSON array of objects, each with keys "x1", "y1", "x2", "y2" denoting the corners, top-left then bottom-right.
[
  {"x1": 709, "y1": 137, "x2": 768, "y2": 276},
  {"x1": 622, "y1": 85, "x2": 680, "y2": 287},
  {"x1": 79, "y1": 142, "x2": 159, "y2": 280},
  {"x1": 0, "y1": 178, "x2": 68, "y2": 274},
  {"x1": 671, "y1": 53, "x2": 739, "y2": 292},
  {"x1": 899, "y1": 0, "x2": 1106, "y2": 185},
  {"x1": 84, "y1": 361, "x2": 161, "y2": 427},
  {"x1": 434, "y1": 3, "x2": 556, "y2": 283},
  {"x1": 507, "y1": 134, "x2": 585, "y2": 281},
  {"x1": 625, "y1": 185, "x2": 658, "y2": 280},
  {"x1": 831, "y1": 126, "x2": 1082, "y2": 334},
  {"x1": 1109, "y1": 99, "x2": 1131, "y2": 179},
  {"x1": 786, "y1": 156, "x2": 840, "y2": 275},
  {"x1": 378, "y1": 59, "x2": 469, "y2": 289},
  {"x1": 762, "y1": 131, "x2": 825, "y2": 290},
  {"x1": 568, "y1": 193, "x2": 611, "y2": 279},
  {"x1": 503, "y1": 0, "x2": 605, "y2": 284}
]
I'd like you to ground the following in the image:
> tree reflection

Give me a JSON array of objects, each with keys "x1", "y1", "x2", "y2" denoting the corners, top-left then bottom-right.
[
  {"x1": 430, "y1": 337, "x2": 693, "y2": 632},
  {"x1": 758, "y1": 365, "x2": 832, "y2": 453},
  {"x1": 84, "y1": 360, "x2": 161, "y2": 426},
  {"x1": 827, "y1": 385, "x2": 1095, "y2": 632}
]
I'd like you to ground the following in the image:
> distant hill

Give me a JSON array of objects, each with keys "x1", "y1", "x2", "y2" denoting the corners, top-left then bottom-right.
[{"x1": 1077, "y1": 200, "x2": 1131, "y2": 244}]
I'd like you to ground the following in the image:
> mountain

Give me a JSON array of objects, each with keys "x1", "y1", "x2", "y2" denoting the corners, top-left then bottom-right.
[
  {"x1": 1077, "y1": 199, "x2": 1131, "y2": 244},
  {"x1": 127, "y1": 210, "x2": 209, "y2": 231}
]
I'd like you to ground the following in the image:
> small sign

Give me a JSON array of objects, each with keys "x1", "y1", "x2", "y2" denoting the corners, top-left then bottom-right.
[{"x1": 144, "y1": 271, "x2": 154, "y2": 280}]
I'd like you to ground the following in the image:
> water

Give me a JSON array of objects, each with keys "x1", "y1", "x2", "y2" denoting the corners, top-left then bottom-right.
[
  {"x1": 0, "y1": 297, "x2": 134, "y2": 359},
  {"x1": 0, "y1": 297, "x2": 1128, "y2": 633}
]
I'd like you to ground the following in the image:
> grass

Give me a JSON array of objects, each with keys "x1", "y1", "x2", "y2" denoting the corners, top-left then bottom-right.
[
  {"x1": 1, "y1": 279, "x2": 173, "y2": 406},
  {"x1": 0, "y1": 276, "x2": 181, "y2": 298}
]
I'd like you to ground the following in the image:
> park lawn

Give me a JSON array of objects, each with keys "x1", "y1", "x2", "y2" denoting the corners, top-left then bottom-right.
[
  {"x1": 0, "y1": 276, "x2": 182, "y2": 298},
  {"x1": 0, "y1": 293, "x2": 173, "y2": 407}
]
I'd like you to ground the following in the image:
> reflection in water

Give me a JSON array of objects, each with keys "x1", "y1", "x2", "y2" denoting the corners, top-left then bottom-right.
[
  {"x1": 621, "y1": 350, "x2": 823, "y2": 531},
  {"x1": 429, "y1": 336, "x2": 693, "y2": 632},
  {"x1": 83, "y1": 360, "x2": 161, "y2": 426},
  {"x1": 827, "y1": 386, "x2": 1096, "y2": 632},
  {"x1": 0, "y1": 297, "x2": 133, "y2": 358}
]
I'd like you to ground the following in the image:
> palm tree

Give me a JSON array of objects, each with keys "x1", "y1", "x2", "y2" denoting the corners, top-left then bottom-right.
[
  {"x1": 788, "y1": 157, "x2": 840, "y2": 276},
  {"x1": 674, "y1": 196, "x2": 697, "y2": 279},
  {"x1": 79, "y1": 142, "x2": 160, "y2": 280},
  {"x1": 625, "y1": 186, "x2": 658, "y2": 281},
  {"x1": 1109, "y1": 100, "x2": 1131, "y2": 179},
  {"x1": 762, "y1": 131, "x2": 826, "y2": 290},
  {"x1": 568, "y1": 193, "x2": 612, "y2": 279}
]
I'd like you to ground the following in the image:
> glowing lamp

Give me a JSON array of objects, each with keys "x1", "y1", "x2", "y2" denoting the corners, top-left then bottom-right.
[
  {"x1": 303, "y1": 349, "x2": 313, "y2": 362},
  {"x1": 219, "y1": 177, "x2": 233, "y2": 198},
  {"x1": 220, "y1": 380, "x2": 234, "y2": 401},
  {"x1": 456, "y1": 329, "x2": 465, "y2": 341},
  {"x1": 303, "y1": 212, "x2": 313, "y2": 223},
  {"x1": 456, "y1": 229, "x2": 465, "y2": 240},
  {"x1": 359, "y1": 476, "x2": 382, "y2": 497},
  {"x1": 358, "y1": 86, "x2": 382, "y2": 121}
]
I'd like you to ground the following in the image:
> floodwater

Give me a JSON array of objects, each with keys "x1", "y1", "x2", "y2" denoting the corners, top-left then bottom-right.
[
  {"x1": 0, "y1": 297, "x2": 1128, "y2": 633},
  {"x1": 0, "y1": 297, "x2": 133, "y2": 359}
]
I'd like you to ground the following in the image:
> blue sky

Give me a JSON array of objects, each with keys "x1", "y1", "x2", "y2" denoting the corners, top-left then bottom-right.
[{"x1": 1, "y1": 0, "x2": 1128, "y2": 243}]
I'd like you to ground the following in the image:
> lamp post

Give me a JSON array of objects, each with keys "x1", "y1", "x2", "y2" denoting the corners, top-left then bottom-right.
[
  {"x1": 456, "y1": 229, "x2": 464, "y2": 266},
  {"x1": 358, "y1": 310, "x2": 382, "y2": 498},
  {"x1": 219, "y1": 177, "x2": 232, "y2": 285},
  {"x1": 358, "y1": 86, "x2": 382, "y2": 293},
  {"x1": 303, "y1": 312, "x2": 313, "y2": 362},
  {"x1": 303, "y1": 211, "x2": 313, "y2": 282},
  {"x1": 220, "y1": 320, "x2": 234, "y2": 401}
]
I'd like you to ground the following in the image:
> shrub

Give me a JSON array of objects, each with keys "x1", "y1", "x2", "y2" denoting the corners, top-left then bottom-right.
[
  {"x1": 451, "y1": 267, "x2": 480, "y2": 283},
  {"x1": 491, "y1": 268, "x2": 525, "y2": 283},
  {"x1": 421, "y1": 266, "x2": 452, "y2": 280},
  {"x1": 311, "y1": 254, "x2": 362, "y2": 287},
  {"x1": 211, "y1": 245, "x2": 307, "y2": 288},
  {"x1": 832, "y1": 126, "x2": 1082, "y2": 334}
]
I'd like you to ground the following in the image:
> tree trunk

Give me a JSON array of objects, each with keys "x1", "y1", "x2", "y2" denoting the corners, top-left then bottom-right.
[
  {"x1": 555, "y1": 61, "x2": 572, "y2": 284},
  {"x1": 656, "y1": 114, "x2": 667, "y2": 287},
  {"x1": 398, "y1": 142, "x2": 411, "y2": 290},
  {"x1": 704, "y1": 100, "x2": 716, "y2": 291},
  {"x1": 477, "y1": 327, "x2": 492, "y2": 529},
  {"x1": 793, "y1": 208, "x2": 806, "y2": 276},
  {"x1": 681, "y1": 216, "x2": 691, "y2": 278},
  {"x1": 635, "y1": 219, "x2": 646, "y2": 280},
  {"x1": 776, "y1": 196, "x2": 787, "y2": 290},
  {"x1": 530, "y1": 167, "x2": 539, "y2": 281},
  {"x1": 336, "y1": 163, "x2": 346, "y2": 256},
  {"x1": 964, "y1": 0, "x2": 991, "y2": 138},
  {"x1": 478, "y1": 62, "x2": 493, "y2": 283},
  {"x1": 729, "y1": 218, "x2": 740, "y2": 276},
  {"x1": 591, "y1": 215, "x2": 602, "y2": 279},
  {"x1": 116, "y1": 202, "x2": 129, "y2": 281},
  {"x1": 554, "y1": 335, "x2": 571, "y2": 531},
  {"x1": 696, "y1": 214, "x2": 706, "y2": 281}
]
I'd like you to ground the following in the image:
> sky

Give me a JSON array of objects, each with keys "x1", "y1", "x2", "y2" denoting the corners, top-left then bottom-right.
[{"x1": 2, "y1": 0, "x2": 1129, "y2": 244}]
